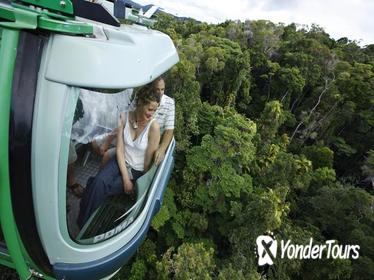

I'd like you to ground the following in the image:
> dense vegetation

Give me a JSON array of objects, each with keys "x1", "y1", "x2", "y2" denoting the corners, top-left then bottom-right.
[{"x1": 115, "y1": 14, "x2": 374, "y2": 280}]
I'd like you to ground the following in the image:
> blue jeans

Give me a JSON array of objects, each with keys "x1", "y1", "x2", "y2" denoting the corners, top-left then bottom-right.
[{"x1": 77, "y1": 157, "x2": 143, "y2": 229}]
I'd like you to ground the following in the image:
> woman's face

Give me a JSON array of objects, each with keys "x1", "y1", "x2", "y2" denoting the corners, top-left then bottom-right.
[{"x1": 138, "y1": 101, "x2": 159, "y2": 121}]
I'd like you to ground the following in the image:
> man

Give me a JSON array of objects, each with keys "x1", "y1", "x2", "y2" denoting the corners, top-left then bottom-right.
[
  {"x1": 151, "y1": 77, "x2": 175, "y2": 165},
  {"x1": 93, "y1": 76, "x2": 175, "y2": 166}
]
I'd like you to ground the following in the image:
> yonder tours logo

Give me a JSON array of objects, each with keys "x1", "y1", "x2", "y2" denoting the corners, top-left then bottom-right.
[
  {"x1": 256, "y1": 234, "x2": 360, "y2": 266},
  {"x1": 256, "y1": 234, "x2": 278, "y2": 266}
]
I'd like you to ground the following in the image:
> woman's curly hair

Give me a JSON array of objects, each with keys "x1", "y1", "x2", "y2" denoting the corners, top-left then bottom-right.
[{"x1": 135, "y1": 83, "x2": 160, "y2": 106}]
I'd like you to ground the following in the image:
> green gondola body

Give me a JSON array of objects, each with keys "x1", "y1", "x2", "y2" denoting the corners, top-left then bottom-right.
[{"x1": 0, "y1": 1, "x2": 179, "y2": 279}]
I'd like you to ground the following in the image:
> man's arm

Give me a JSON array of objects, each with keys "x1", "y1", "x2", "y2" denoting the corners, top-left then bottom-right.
[
  {"x1": 100, "y1": 128, "x2": 118, "y2": 155},
  {"x1": 154, "y1": 129, "x2": 173, "y2": 165},
  {"x1": 155, "y1": 96, "x2": 175, "y2": 165}
]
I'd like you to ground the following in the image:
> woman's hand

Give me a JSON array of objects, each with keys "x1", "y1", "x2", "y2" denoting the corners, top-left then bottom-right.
[{"x1": 123, "y1": 178, "x2": 134, "y2": 196}]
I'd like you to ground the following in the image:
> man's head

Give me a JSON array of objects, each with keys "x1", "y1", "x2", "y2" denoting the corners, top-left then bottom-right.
[{"x1": 152, "y1": 77, "x2": 165, "y2": 97}]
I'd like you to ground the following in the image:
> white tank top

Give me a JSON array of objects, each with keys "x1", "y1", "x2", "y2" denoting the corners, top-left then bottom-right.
[{"x1": 123, "y1": 111, "x2": 155, "y2": 171}]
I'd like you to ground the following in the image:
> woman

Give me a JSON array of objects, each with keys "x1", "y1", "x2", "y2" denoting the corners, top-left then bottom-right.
[{"x1": 77, "y1": 85, "x2": 160, "y2": 228}]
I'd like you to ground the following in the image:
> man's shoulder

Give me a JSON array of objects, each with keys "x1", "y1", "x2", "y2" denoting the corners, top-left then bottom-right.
[{"x1": 162, "y1": 94, "x2": 175, "y2": 106}]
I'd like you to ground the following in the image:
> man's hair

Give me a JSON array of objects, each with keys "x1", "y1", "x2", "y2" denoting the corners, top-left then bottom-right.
[
  {"x1": 136, "y1": 84, "x2": 160, "y2": 106},
  {"x1": 152, "y1": 76, "x2": 164, "y2": 88}
]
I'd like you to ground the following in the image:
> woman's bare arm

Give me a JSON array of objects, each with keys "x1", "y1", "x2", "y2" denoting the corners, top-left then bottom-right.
[
  {"x1": 116, "y1": 114, "x2": 133, "y2": 194},
  {"x1": 144, "y1": 121, "x2": 160, "y2": 172}
]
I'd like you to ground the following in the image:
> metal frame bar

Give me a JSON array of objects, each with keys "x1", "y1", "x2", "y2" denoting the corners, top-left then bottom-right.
[{"x1": 0, "y1": 27, "x2": 31, "y2": 280}]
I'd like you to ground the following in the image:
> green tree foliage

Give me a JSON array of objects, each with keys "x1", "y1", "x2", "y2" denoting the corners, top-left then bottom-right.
[
  {"x1": 301, "y1": 145, "x2": 334, "y2": 169},
  {"x1": 117, "y1": 13, "x2": 374, "y2": 280},
  {"x1": 247, "y1": 20, "x2": 284, "y2": 56},
  {"x1": 166, "y1": 57, "x2": 201, "y2": 152},
  {"x1": 295, "y1": 184, "x2": 374, "y2": 279},
  {"x1": 170, "y1": 105, "x2": 258, "y2": 241},
  {"x1": 361, "y1": 149, "x2": 374, "y2": 177},
  {"x1": 156, "y1": 243, "x2": 215, "y2": 280}
]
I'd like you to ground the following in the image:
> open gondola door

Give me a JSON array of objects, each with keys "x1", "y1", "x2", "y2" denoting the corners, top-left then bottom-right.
[{"x1": 0, "y1": 1, "x2": 179, "y2": 279}]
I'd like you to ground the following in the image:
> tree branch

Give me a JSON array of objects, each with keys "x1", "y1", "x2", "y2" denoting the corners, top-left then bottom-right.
[{"x1": 290, "y1": 78, "x2": 333, "y2": 142}]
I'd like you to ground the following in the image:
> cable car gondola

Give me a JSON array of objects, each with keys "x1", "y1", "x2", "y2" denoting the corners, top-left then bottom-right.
[{"x1": 0, "y1": 1, "x2": 179, "y2": 279}]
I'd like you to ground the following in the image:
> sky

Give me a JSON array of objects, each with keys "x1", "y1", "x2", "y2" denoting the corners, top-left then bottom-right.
[{"x1": 135, "y1": 0, "x2": 374, "y2": 46}]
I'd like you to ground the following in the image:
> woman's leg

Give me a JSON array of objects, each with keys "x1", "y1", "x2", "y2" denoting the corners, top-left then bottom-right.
[
  {"x1": 128, "y1": 169, "x2": 144, "y2": 199},
  {"x1": 131, "y1": 169, "x2": 144, "y2": 182},
  {"x1": 77, "y1": 158, "x2": 124, "y2": 228},
  {"x1": 100, "y1": 147, "x2": 116, "y2": 168}
]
